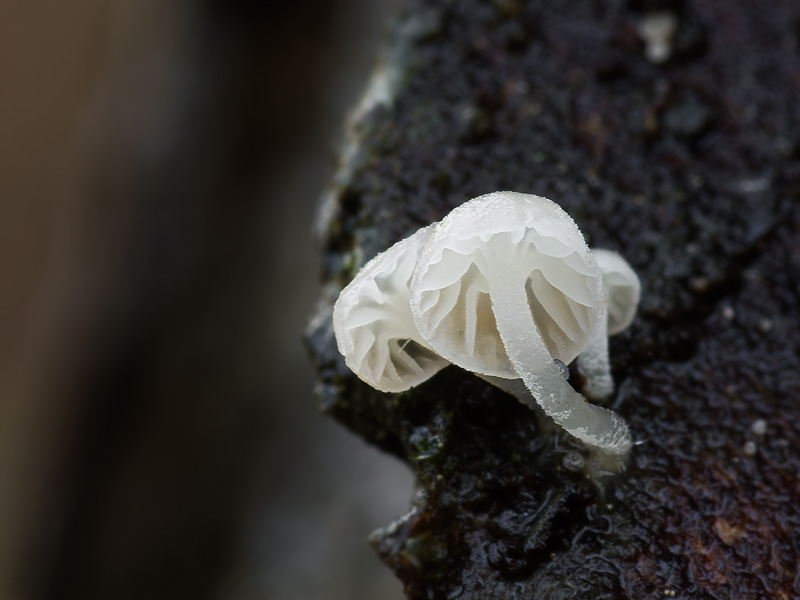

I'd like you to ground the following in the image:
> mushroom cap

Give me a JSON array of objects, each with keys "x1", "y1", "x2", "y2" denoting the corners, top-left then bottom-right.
[
  {"x1": 592, "y1": 249, "x2": 641, "y2": 335},
  {"x1": 332, "y1": 224, "x2": 449, "y2": 393},
  {"x1": 409, "y1": 191, "x2": 605, "y2": 379}
]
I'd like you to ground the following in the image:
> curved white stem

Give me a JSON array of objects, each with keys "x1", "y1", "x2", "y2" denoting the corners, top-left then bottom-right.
[
  {"x1": 488, "y1": 275, "x2": 632, "y2": 457},
  {"x1": 576, "y1": 308, "x2": 614, "y2": 400}
]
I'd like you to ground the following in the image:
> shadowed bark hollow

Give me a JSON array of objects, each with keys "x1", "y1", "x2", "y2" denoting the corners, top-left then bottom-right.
[{"x1": 307, "y1": 1, "x2": 800, "y2": 598}]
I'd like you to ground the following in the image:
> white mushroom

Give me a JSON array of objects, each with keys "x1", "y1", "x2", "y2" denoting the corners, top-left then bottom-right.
[
  {"x1": 576, "y1": 249, "x2": 641, "y2": 400},
  {"x1": 333, "y1": 224, "x2": 449, "y2": 392},
  {"x1": 332, "y1": 192, "x2": 638, "y2": 465},
  {"x1": 637, "y1": 11, "x2": 678, "y2": 64},
  {"x1": 409, "y1": 192, "x2": 632, "y2": 457},
  {"x1": 595, "y1": 249, "x2": 641, "y2": 335}
]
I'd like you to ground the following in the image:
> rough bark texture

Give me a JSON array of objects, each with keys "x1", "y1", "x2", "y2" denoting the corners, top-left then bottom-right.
[{"x1": 306, "y1": 1, "x2": 800, "y2": 598}]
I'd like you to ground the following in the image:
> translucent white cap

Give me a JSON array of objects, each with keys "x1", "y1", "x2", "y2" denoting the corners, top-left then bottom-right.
[{"x1": 333, "y1": 225, "x2": 449, "y2": 392}]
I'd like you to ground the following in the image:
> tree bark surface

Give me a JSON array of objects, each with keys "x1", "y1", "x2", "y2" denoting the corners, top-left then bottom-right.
[{"x1": 307, "y1": 1, "x2": 800, "y2": 598}]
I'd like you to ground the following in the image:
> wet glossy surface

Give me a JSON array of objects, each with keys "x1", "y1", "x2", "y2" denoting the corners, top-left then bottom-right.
[{"x1": 308, "y1": 0, "x2": 800, "y2": 597}]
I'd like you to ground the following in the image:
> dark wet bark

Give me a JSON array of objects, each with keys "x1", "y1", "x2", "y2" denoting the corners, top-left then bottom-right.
[{"x1": 307, "y1": 1, "x2": 800, "y2": 598}]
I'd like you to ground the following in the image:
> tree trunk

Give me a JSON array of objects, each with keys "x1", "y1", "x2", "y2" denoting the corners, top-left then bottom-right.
[{"x1": 307, "y1": 0, "x2": 800, "y2": 598}]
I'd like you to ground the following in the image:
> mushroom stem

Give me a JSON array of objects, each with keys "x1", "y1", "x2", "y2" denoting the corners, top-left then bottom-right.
[
  {"x1": 488, "y1": 274, "x2": 632, "y2": 457},
  {"x1": 576, "y1": 308, "x2": 614, "y2": 400}
]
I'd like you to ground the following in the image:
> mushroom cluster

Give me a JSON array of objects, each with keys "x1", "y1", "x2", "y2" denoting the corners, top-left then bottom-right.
[{"x1": 333, "y1": 192, "x2": 640, "y2": 466}]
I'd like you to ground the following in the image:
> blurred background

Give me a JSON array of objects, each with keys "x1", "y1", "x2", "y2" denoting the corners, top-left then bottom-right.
[{"x1": 0, "y1": 1, "x2": 413, "y2": 599}]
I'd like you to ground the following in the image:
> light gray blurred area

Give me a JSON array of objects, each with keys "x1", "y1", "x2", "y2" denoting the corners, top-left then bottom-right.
[
  {"x1": 0, "y1": 1, "x2": 411, "y2": 600},
  {"x1": 224, "y1": 2, "x2": 414, "y2": 598}
]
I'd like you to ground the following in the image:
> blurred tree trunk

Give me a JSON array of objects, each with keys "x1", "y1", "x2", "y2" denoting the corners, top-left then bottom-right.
[{"x1": 0, "y1": 2, "x2": 348, "y2": 599}]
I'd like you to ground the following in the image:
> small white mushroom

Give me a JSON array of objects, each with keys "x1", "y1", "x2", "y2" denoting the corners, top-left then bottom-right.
[
  {"x1": 577, "y1": 249, "x2": 641, "y2": 400},
  {"x1": 332, "y1": 192, "x2": 639, "y2": 466},
  {"x1": 332, "y1": 224, "x2": 449, "y2": 392},
  {"x1": 409, "y1": 192, "x2": 632, "y2": 457},
  {"x1": 638, "y1": 12, "x2": 678, "y2": 64},
  {"x1": 596, "y1": 249, "x2": 641, "y2": 336}
]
